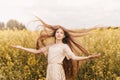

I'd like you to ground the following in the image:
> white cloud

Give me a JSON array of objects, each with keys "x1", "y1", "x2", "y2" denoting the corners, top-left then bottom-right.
[{"x1": 0, "y1": 0, "x2": 120, "y2": 30}]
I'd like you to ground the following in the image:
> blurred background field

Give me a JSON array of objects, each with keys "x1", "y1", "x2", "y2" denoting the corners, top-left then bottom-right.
[{"x1": 0, "y1": 27, "x2": 120, "y2": 80}]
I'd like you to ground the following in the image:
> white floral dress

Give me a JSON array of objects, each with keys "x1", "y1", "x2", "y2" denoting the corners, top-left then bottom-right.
[{"x1": 43, "y1": 43, "x2": 75, "y2": 80}]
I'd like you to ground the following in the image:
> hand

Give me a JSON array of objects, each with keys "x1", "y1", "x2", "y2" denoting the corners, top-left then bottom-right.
[
  {"x1": 88, "y1": 53, "x2": 101, "y2": 59},
  {"x1": 11, "y1": 45, "x2": 23, "y2": 49}
]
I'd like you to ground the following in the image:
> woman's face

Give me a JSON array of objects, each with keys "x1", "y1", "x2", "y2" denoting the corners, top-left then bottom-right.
[{"x1": 55, "y1": 28, "x2": 65, "y2": 40}]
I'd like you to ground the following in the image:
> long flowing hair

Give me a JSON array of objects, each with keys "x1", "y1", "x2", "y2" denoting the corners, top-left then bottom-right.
[{"x1": 35, "y1": 17, "x2": 95, "y2": 79}]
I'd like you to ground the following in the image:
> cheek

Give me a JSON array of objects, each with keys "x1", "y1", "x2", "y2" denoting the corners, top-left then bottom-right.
[
  {"x1": 55, "y1": 33, "x2": 59, "y2": 38},
  {"x1": 62, "y1": 34, "x2": 65, "y2": 38},
  {"x1": 55, "y1": 32, "x2": 58, "y2": 36}
]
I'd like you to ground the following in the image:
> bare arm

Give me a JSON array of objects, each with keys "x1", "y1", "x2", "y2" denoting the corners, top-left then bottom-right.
[
  {"x1": 70, "y1": 53, "x2": 100, "y2": 61},
  {"x1": 11, "y1": 45, "x2": 45, "y2": 54}
]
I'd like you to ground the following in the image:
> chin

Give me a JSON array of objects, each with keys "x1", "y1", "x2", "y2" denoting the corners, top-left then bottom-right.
[{"x1": 56, "y1": 38, "x2": 62, "y2": 40}]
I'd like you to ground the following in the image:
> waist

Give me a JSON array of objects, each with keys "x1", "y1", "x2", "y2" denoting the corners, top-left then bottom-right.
[{"x1": 48, "y1": 62, "x2": 63, "y2": 65}]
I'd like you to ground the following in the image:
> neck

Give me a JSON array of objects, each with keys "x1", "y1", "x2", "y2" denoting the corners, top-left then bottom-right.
[{"x1": 55, "y1": 39, "x2": 63, "y2": 44}]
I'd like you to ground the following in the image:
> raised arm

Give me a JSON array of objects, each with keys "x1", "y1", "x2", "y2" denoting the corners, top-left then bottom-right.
[
  {"x1": 11, "y1": 45, "x2": 48, "y2": 55},
  {"x1": 68, "y1": 53, "x2": 100, "y2": 61},
  {"x1": 64, "y1": 44, "x2": 100, "y2": 61}
]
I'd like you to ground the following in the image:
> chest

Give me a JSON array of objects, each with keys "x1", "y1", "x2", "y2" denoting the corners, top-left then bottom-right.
[{"x1": 48, "y1": 45, "x2": 65, "y2": 56}]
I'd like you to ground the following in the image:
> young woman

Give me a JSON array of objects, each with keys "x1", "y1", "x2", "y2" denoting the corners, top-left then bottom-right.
[{"x1": 11, "y1": 17, "x2": 100, "y2": 80}]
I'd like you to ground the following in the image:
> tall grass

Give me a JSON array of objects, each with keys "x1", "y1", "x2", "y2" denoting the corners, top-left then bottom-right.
[{"x1": 0, "y1": 28, "x2": 120, "y2": 80}]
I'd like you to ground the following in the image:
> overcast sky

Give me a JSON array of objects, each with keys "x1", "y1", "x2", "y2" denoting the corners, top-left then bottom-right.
[{"x1": 0, "y1": 0, "x2": 120, "y2": 30}]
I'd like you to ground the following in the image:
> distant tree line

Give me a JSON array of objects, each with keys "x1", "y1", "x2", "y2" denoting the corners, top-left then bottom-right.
[{"x1": 0, "y1": 19, "x2": 26, "y2": 30}]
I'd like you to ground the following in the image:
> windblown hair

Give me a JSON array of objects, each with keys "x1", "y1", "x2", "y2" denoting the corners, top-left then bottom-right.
[{"x1": 35, "y1": 17, "x2": 95, "y2": 79}]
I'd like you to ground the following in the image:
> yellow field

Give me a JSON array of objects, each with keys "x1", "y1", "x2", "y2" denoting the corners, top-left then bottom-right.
[{"x1": 0, "y1": 28, "x2": 120, "y2": 80}]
